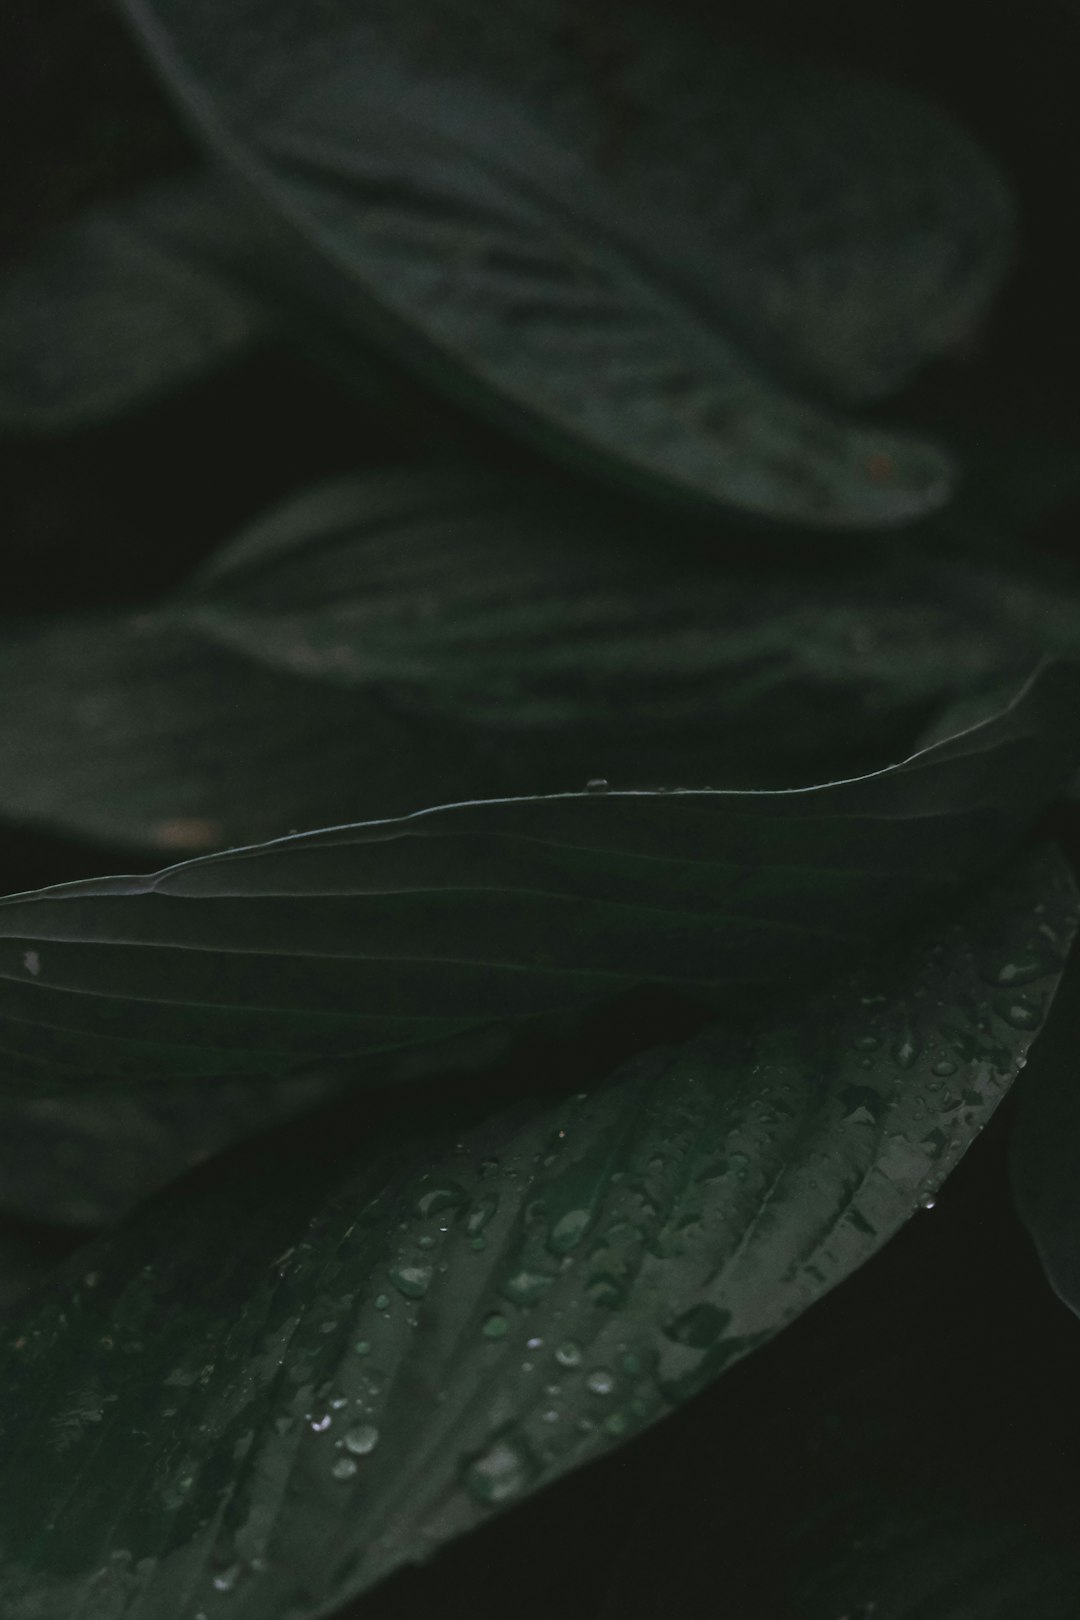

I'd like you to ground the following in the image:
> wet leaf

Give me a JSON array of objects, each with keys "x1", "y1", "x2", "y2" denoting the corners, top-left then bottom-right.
[
  {"x1": 0, "y1": 842, "x2": 1070, "y2": 1618},
  {"x1": 0, "y1": 665, "x2": 1075, "y2": 1083},
  {"x1": 121, "y1": 0, "x2": 1013, "y2": 525}
]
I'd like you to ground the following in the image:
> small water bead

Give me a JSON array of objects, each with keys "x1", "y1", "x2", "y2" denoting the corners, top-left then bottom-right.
[
  {"x1": 585, "y1": 778, "x2": 609, "y2": 792},
  {"x1": 851, "y1": 1033, "x2": 882, "y2": 1053},
  {"x1": 332, "y1": 1457, "x2": 359, "y2": 1481},
  {"x1": 526, "y1": 1336, "x2": 544, "y2": 1351},
  {"x1": 462, "y1": 1435, "x2": 531, "y2": 1505},
  {"x1": 417, "y1": 1235, "x2": 437, "y2": 1251},
  {"x1": 212, "y1": 1565, "x2": 242, "y2": 1593},
  {"x1": 389, "y1": 1262, "x2": 432, "y2": 1300},
  {"x1": 547, "y1": 1208, "x2": 590, "y2": 1253},
  {"x1": 998, "y1": 997, "x2": 1042, "y2": 1031},
  {"x1": 931, "y1": 1058, "x2": 958, "y2": 1078},
  {"x1": 554, "y1": 1341, "x2": 582, "y2": 1368},
  {"x1": 415, "y1": 1186, "x2": 466, "y2": 1218},
  {"x1": 918, "y1": 1192, "x2": 937, "y2": 1211},
  {"x1": 982, "y1": 952, "x2": 1045, "y2": 987},
  {"x1": 343, "y1": 1423, "x2": 380, "y2": 1455},
  {"x1": 586, "y1": 1368, "x2": 616, "y2": 1396},
  {"x1": 354, "y1": 1341, "x2": 371, "y2": 1357},
  {"x1": 501, "y1": 1269, "x2": 551, "y2": 1305},
  {"x1": 374, "y1": 1294, "x2": 391, "y2": 1312},
  {"x1": 310, "y1": 1414, "x2": 332, "y2": 1433},
  {"x1": 466, "y1": 1199, "x2": 498, "y2": 1236},
  {"x1": 603, "y1": 1412, "x2": 629, "y2": 1436},
  {"x1": 482, "y1": 1312, "x2": 510, "y2": 1340}
]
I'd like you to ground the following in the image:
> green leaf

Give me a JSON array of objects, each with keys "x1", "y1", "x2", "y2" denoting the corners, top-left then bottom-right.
[
  {"x1": 170, "y1": 465, "x2": 1080, "y2": 746},
  {"x1": 1010, "y1": 940, "x2": 1080, "y2": 1319},
  {"x1": 0, "y1": 1072, "x2": 346, "y2": 1228},
  {"x1": 121, "y1": 1, "x2": 1013, "y2": 526},
  {"x1": 0, "y1": 175, "x2": 273, "y2": 434},
  {"x1": 0, "y1": 664, "x2": 1075, "y2": 1083},
  {"x1": 0, "y1": 613, "x2": 532, "y2": 856},
  {"x1": 0, "y1": 843, "x2": 1071, "y2": 1619}
]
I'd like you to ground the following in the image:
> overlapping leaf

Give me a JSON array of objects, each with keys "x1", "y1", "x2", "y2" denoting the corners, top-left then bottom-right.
[
  {"x1": 0, "y1": 614, "x2": 523, "y2": 856},
  {"x1": 0, "y1": 1072, "x2": 347, "y2": 1228},
  {"x1": 121, "y1": 0, "x2": 1015, "y2": 525},
  {"x1": 170, "y1": 465, "x2": 1080, "y2": 745},
  {"x1": 0, "y1": 664, "x2": 1075, "y2": 1083},
  {"x1": 0, "y1": 843, "x2": 1071, "y2": 1619},
  {"x1": 1010, "y1": 939, "x2": 1080, "y2": 1318},
  {"x1": 0, "y1": 176, "x2": 274, "y2": 434}
]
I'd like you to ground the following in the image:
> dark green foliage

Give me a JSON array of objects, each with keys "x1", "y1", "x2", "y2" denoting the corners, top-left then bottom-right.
[
  {"x1": 0, "y1": 3, "x2": 1079, "y2": 1617},
  {"x1": 0, "y1": 846, "x2": 1072, "y2": 1620},
  {"x1": 0, "y1": 175, "x2": 273, "y2": 432},
  {"x1": 0, "y1": 667, "x2": 1074, "y2": 1082},
  {"x1": 120, "y1": 0, "x2": 1019, "y2": 526}
]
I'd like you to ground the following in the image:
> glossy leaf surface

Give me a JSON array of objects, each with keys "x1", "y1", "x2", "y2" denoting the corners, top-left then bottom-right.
[
  {"x1": 121, "y1": 0, "x2": 1014, "y2": 525},
  {"x1": 0, "y1": 666, "x2": 1075, "y2": 1082},
  {"x1": 0, "y1": 843, "x2": 1071, "y2": 1619}
]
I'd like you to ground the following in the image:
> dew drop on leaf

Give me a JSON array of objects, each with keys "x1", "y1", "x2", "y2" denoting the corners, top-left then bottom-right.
[
  {"x1": 343, "y1": 1423, "x2": 379, "y2": 1456},
  {"x1": 389, "y1": 1262, "x2": 433, "y2": 1299},
  {"x1": 462, "y1": 1434, "x2": 531, "y2": 1505}
]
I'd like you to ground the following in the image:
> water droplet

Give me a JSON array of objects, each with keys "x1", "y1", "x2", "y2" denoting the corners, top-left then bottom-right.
[
  {"x1": 982, "y1": 952, "x2": 1045, "y2": 988},
  {"x1": 931, "y1": 1057, "x2": 957, "y2": 1078},
  {"x1": 389, "y1": 1262, "x2": 432, "y2": 1300},
  {"x1": 466, "y1": 1199, "x2": 498, "y2": 1236},
  {"x1": 891, "y1": 1032, "x2": 920, "y2": 1070},
  {"x1": 212, "y1": 1564, "x2": 242, "y2": 1593},
  {"x1": 415, "y1": 1185, "x2": 466, "y2": 1218},
  {"x1": 547, "y1": 1208, "x2": 590, "y2": 1255},
  {"x1": 603, "y1": 1411, "x2": 629, "y2": 1436},
  {"x1": 662, "y1": 1303, "x2": 731, "y2": 1349},
  {"x1": 526, "y1": 1336, "x2": 544, "y2": 1351},
  {"x1": 997, "y1": 995, "x2": 1042, "y2": 1031},
  {"x1": 343, "y1": 1423, "x2": 379, "y2": 1455},
  {"x1": 332, "y1": 1457, "x2": 358, "y2": 1480},
  {"x1": 22, "y1": 949, "x2": 41, "y2": 977},
  {"x1": 462, "y1": 1434, "x2": 531, "y2": 1504},
  {"x1": 374, "y1": 1293, "x2": 391, "y2": 1311},
  {"x1": 586, "y1": 1368, "x2": 616, "y2": 1396},
  {"x1": 354, "y1": 1340, "x2": 371, "y2": 1357},
  {"x1": 851, "y1": 1033, "x2": 881, "y2": 1052},
  {"x1": 501, "y1": 1269, "x2": 551, "y2": 1305},
  {"x1": 918, "y1": 1192, "x2": 937, "y2": 1212},
  {"x1": 310, "y1": 1414, "x2": 332, "y2": 1433},
  {"x1": 482, "y1": 1312, "x2": 510, "y2": 1340},
  {"x1": 554, "y1": 1341, "x2": 582, "y2": 1368},
  {"x1": 585, "y1": 778, "x2": 609, "y2": 792}
]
